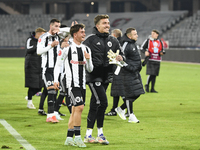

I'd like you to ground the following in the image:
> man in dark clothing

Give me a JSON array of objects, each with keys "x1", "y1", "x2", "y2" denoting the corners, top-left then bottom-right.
[
  {"x1": 141, "y1": 29, "x2": 165, "y2": 93},
  {"x1": 112, "y1": 27, "x2": 145, "y2": 123},
  {"x1": 25, "y1": 27, "x2": 46, "y2": 109},
  {"x1": 105, "y1": 29, "x2": 125, "y2": 116},
  {"x1": 83, "y1": 14, "x2": 121, "y2": 144}
]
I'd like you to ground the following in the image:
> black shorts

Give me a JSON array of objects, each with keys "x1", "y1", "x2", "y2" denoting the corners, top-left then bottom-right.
[
  {"x1": 70, "y1": 87, "x2": 85, "y2": 107},
  {"x1": 43, "y1": 68, "x2": 54, "y2": 88}
]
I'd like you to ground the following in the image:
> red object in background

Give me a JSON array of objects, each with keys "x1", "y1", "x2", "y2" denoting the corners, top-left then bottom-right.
[{"x1": 161, "y1": 38, "x2": 169, "y2": 49}]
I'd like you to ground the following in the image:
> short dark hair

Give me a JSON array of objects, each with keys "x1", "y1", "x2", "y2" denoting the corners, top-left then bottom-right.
[
  {"x1": 126, "y1": 27, "x2": 136, "y2": 35},
  {"x1": 60, "y1": 24, "x2": 67, "y2": 28},
  {"x1": 50, "y1": 18, "x2": 60, "y2": 25},
  {"x1": 70, "y1": 24, "x2": 85, "y2": 37},
  {"x1": 94, "y1": 14, "x2": 109, "y2": 25},
  {"x1": 152, "y1": 29, "x2": 159, "y2": 35}
]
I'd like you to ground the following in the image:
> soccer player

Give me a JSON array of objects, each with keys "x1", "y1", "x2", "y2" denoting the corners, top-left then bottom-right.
[
  {"x1": 54, "y1": 33, "x2": 71, "y2": 120},
  {"x1": 37, "y1": 18, "x2": 70, "y2": 123},
  {"x1": 54, "y1": 24, "x2": 93, "y2": 147},
  {"x1": 25, "y1": 27, "x2": 46, "y2": 109},
  {"x1": 83, "y1": 14, "x2": 121, "y2": 144}
]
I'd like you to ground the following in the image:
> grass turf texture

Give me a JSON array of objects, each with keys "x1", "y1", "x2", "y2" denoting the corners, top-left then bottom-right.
[{"x1": 0, "y1": 58, "x2": 200, "y2": 150}]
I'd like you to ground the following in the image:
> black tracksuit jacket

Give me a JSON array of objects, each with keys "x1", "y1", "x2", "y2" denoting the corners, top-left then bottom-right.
[{"x1": 83, "y1": 27, "x2": 121, "y2": 83}]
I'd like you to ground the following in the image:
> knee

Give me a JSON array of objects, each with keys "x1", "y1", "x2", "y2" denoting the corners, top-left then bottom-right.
[{"x1": 76, "y1": 105, "x2": 84, "y2": 112}]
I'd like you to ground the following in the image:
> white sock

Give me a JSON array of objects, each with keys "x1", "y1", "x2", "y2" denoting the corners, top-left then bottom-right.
[
  {"x1": 86, "y1": 129, "x2": 93, "y2": 137},
  {"x1": 97, "y1": 128, "x2": 103, "y2": 136},
  {"x1": 54, "y1": 111, "x2": 58, "y2": 115},
  {"x1": 27, "y1": 100, "x2": 32, "y2": 105},
  {"x1": 67, "y1": 137, "x2": 73, "y2": 140},
  {"x1": 47, "y1": 113, "x2": 54, "y2": 118},
  {"x1": 75, "y1": 135, "x2": 81, "y2": 138}
]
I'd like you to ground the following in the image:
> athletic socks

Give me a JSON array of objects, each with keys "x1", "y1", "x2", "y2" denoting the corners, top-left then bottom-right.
[
  {"x1": 97, "y1": 127, "x2": 103, "y2": 136},
  {"x1": 86, "y1": 128, "x2": 93, "y2": 137},
  {"x1": 74, "y1": 126, "x2": 81, "y2": 137},
  {"x1": 27, "y1": 100, "x2": 33, "y2": 105},
  {"x1": 67, "y1": 128, "x2": 74, "y2": 138}
]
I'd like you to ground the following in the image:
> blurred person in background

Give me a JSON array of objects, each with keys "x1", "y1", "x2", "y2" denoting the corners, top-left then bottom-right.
[
  {"x1": 25, "y1": 27, "x2": 46, "y2": 109},
  {"x1": 105, "y1": 29, "x2": 126, "y2": 116},
  {"x1": 141, "y1": 29, "x2": 165, "y2": 93}
]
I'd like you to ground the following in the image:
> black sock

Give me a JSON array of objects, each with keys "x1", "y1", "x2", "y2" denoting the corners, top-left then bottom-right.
[
  {"x1": 55, "y1": 94, "x2": 64, "y2": 112},
  {"x1": 67, "y1": 129, "x2": 74, "y2": 138},
  {"x1": 39, "y1": 87, "x2": 47, "y2": 110},
  {"x1": 74, "y1": 126, "x2": 81, "y2": 137},
  {"x1": 47, "y1": 89, "x2": 56, "y2": 114}
]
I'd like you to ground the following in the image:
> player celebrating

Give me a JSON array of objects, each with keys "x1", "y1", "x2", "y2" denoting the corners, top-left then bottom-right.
[
  {"x1": 37, "y1": 18, "x2": 70, "y2": 123},
  {"x1": 54, "y1": 24, "x2": 93, "y2": 147}
]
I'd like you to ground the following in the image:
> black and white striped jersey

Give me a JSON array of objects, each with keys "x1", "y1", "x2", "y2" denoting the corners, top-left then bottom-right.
[
  {"x1": 54, "y1": 41, "x2": 93, "y2": 89},
  {"x1": 37, "y1": 32, "x2": 60, "y2": 70}
]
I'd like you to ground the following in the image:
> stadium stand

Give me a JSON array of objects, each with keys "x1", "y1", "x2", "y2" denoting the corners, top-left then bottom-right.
[
  {"x1": 65, "y1": 11, "x2": 188, "y2": 45},
  {"x1": 0, "y1": 14, "x2": 65, "y2": 48},
  {"x1": 162, "y1": 10, "x2": 200, "y2": 48},
  {"x1": 0, "y1": 11, "x2": 187, "y2": 48}
]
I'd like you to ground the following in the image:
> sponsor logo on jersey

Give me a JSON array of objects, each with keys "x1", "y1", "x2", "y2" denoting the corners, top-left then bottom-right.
[
  {"x1": 58, "y1": 50, "x2": 62, "y2": 56},
  {"x1": 70, "y1": 60, "x2": 86, "y2": 65},
  {"x1": 107, "y1": 41, "x2": 112, "y2": 47},
  {"x1": 38, "y1": 38, "x2": 41, "y2": 43},
  {"x1": 72, "y1": 51, "x2": 77, "y2": 54}
]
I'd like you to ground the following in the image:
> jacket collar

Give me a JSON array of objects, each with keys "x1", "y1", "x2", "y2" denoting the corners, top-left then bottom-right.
[
  {"x1": 121, "y1": 33, "x2": 136, "y2": 44},
  {"x1": 92, "y1": 27, "x2": 109, "y2": 38}
]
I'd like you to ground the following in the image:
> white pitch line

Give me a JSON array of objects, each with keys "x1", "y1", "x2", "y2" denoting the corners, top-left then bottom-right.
[{"x1": 0, "y1": 119, "x2": 36, "y2": 150}]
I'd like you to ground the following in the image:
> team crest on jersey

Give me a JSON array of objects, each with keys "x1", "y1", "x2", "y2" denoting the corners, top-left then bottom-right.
[
  {"x1": 107, "y1": 41, "x2": 112, "y2": 47},
  {"x1": 95, "y1": 82, "x2": 101, "y2": 86},
  {"x1": 47, "y1": 81, "x2": 53, "y2": 86},
  {"x1": 75, "y1": 96, "x2": 82, "y2": 103},
  {"x1": 58, "y1": 50, "x2": 62, "y2": 56}
]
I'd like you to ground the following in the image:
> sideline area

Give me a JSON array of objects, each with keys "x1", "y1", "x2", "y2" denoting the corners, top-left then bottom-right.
[{"x1": 0, "y1": 119, "x2": 36, "y2": 150}]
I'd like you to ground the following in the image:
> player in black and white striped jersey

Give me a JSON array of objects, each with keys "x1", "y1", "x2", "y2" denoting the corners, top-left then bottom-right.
[
  {"x1": 54, "y1": 24, "x2": 93, "y2": 147},
  {"x1": 37, "y1": 18, "x2": 70, "y2": 123}
]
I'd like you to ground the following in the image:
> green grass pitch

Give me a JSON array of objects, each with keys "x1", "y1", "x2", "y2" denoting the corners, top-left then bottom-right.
[{"x1": 0, "y1": 58, "x2": 200, "y2": 150}]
